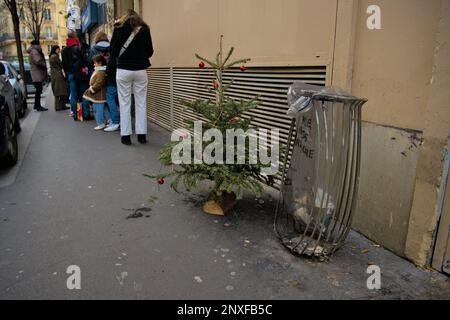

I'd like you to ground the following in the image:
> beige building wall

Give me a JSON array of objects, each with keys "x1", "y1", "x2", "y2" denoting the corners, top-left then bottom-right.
[
  {"x1": 144, "y1": 0, "x2": 336, "y2": 69},
  {"x1": 405, "y1": 0, "x2": 450, "y2": 268},
  {"x1": 141, "y1": 0, "x2": 450, "y2": 268}
]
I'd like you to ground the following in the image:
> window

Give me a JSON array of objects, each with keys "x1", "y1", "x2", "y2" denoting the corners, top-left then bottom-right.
[
  {"x1": 21, "y1": 27, "x2": 28, "y2": 39},
  {"x1": 44, "y1": 8, "x2": 51, "y2": 21},
  {"x1": 45, "y1": 27, "x2": 52, "y2": 38}
]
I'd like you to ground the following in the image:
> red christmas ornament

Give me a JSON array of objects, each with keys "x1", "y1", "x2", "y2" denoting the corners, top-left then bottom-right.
[
  {"x1": 240, "y1": 65, "x2": 247, "y2": 72},
  {"x1": 157, "y1": 178, "x2": 165, "y2": 185},
  {"x1": 213, "y1": 81, "x2": 219, "y2": 89},
  {"x1": 199, "y1": 61, "x2": 205, "y2": 68},
  {"x1": 229, "y1": 117, "x2": 238, "y2": 123}
]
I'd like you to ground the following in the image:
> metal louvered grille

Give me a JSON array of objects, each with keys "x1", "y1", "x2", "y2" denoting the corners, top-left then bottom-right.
[
  {"x1": 147, "y1": 66, "x2": 327, "y2": 186},
  {"x1": 147, "y1": 68, "x2": 172, "y2": 130}
]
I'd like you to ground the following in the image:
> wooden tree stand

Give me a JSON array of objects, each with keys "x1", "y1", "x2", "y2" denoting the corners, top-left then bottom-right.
[{"x1": 203, "y1": 191, "x2": 237, "y2": 216}]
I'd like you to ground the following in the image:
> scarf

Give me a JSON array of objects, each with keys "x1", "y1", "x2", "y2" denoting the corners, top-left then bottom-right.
[
  {"x1": 94, "y1": 66, "x2": 107, "y2": 72},
  {"x1": 66, "y1": 38, "x2": 80, "y2": 47}
]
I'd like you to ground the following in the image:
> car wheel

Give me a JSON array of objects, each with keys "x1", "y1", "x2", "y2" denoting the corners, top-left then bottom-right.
[{"x1": 0, "y1": 111, "x2": 18, "y2": 167}]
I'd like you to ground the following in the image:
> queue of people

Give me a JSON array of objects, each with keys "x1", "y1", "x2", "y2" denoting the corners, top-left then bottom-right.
[{"x1": 28, "y1": 9, "x2": 154, "y2": 146}]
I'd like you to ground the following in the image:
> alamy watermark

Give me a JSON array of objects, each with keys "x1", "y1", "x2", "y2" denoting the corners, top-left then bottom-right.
[
  {"x1": 170, "y1": 121, "x2": 280, "y2": 175},
  {"x1": 366, "y1": 265, "x2": 382, "y2": 290},
  {"x1": 66, "y1": 265, "x2": 81, "y2": 290},
  {"x1": 367, "y1": 5, "x2": 382, "y2": 30}
]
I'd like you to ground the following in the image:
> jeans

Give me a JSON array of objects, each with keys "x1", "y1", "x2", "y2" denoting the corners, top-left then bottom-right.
[
  {"x1": 68, "y1": 74, "x2": 90, "y2": 119},
  {"x1": 106, "y1": 86, "x2": 120, "y2": 125},
  {"x1": 117, "y1": 69, "x2": 148, "y2": 136},
  {"x1": 33, "y1": 82, "x2": 43, "y2": 109},
  {"x1": 93, "y1": 103, "x2": 111, "y2": 126}
]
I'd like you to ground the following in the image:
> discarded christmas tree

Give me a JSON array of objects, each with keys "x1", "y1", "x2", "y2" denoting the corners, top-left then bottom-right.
[{"x1": 150, "y1": 37, "x2": 275, "y2": 215}]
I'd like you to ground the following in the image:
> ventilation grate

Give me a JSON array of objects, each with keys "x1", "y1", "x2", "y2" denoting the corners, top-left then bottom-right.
[{"x1": 147, "y1": 66, "x2": 327, "y2": 187}]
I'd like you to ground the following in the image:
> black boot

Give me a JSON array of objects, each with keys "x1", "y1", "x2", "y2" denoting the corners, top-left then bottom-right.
[
  {"x1": 34, "y1": 106, "x2": 48, "y2": 112},
  {"x1": 137, "y1": 134, "x2": 147, "y2": 144},
  {"x1": 121, "y1": 135, "x2": 132, "y2": 146}
]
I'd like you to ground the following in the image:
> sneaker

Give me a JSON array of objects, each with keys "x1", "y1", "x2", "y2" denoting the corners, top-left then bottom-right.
[
  {"x1": 121, "y1": 135, "x2": 132, "y2": 146},
  {"x1": 104, "y1": 123, "x2": 120, "y2": 132},
  {"x1": 94, "y1": 124, "x2": 107, "y2": 131},
  {"x1": 34, "y1": 106, "x2": 48, "y2": 112}
]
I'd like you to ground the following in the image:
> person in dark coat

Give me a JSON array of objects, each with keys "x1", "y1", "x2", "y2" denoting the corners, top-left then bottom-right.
[
  {"x1": 27, "y1": 40, "x2": 48, "y2": 112},
  {"x1": 49, "y1": 46, "x2": 69, "y2": 111},
  {"x1": 61, "y1": 32, "x2": 91, "y2": 121},
  {"x1": 110, "y1": 9, "x2": 153, "y2": 145}
]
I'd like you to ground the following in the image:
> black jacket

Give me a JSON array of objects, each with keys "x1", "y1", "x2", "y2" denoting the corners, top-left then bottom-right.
[
  {"x1": 62, "y1": 44, "x2": 90, "y2": 82},
  {"x1": 106, "y1": 58, "x2": 118, "y2": 86},
  {"x1": 61, "y1": 45, "x2": 79, "y2": 75},
  {"x1": 110, "y1": 22, "x2": 154, "y2": 71}
]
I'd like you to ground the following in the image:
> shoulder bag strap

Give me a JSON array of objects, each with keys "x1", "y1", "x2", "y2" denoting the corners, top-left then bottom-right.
[{"x1": 119, "y1": 26, "x2": 142, "y2": 58}]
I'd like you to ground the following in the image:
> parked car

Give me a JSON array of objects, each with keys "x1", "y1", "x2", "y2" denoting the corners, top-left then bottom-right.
[
  {"x1": 1, "y1": 61, "x2": 27, "y2": 118},
  {"x1": 11, "y1": 61, "x2": 35, "y2": 96},
  {"x1": 0, "y1": 75, "x2": 20, "y2": 167}
]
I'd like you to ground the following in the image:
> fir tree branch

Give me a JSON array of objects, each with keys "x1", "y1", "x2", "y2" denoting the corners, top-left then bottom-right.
[{"x1": 195, "y1": 54, "x2": 218, "y2": 69}]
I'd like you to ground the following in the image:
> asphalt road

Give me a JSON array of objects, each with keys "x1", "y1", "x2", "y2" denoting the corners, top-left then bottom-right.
[{"x1": 0, "y1": 88, "x2": 449, "y2": 300}]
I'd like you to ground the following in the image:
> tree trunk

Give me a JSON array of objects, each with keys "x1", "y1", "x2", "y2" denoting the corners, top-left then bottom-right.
[
  {"x1": 203, "y1": 191, "x2": 237, "y2": 216},
  {"x1": 8, "y1": 0, "x2": 28, "y2": 96}
]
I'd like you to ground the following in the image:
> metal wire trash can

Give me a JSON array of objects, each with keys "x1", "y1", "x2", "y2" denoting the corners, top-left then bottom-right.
[{"x1": 274, "y1": 82, "x2": 367, "y2": 259}]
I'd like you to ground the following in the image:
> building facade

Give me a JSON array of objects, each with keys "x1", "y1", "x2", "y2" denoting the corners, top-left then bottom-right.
[
  {"x1": 141, "y1": 0, "x2": 450, "y2": 272},
  {"x1": 76, "y1": 0, "x2": 141, "y2": 44},
  {"x1": 0, "y1": 0, "x2": 68, "y2": 60}
]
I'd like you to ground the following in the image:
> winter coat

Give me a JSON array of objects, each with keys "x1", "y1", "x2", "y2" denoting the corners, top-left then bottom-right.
[
  {"x1": 88, "y1": 40, "x2": 117, "y2": 86},
  {"x1": 61, "y1": 42, "x2": 89, "y2": 82},
  {"x1": 61, "y1": 44, "x2": 79, "y2": 75},
  {"x1": 73, "y1": 43, "x2": 91, "y2": 82},
  {"x1": 27, "y1": 44, "x2": 48, "y2": 83},
  {"x1": 110, "y1": 22, "x2": 153, "y2": 71},
  {"x1": 89, "y1": 40, "x2": 110, "y2": 62},
  {"x1": 49, "y1": 54, "x2": 68, "y2": 97},
  {"x1": 83, "y1": 67, "x2": 107, "y2": 103}
]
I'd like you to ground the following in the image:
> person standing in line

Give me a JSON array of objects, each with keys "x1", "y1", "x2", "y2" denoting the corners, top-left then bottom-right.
[
  {"x1": 89, "y1": 32, "x2": 120, "y2": 132},
  {"x1": 49, "y1": 46, "x2": 69, "y2": 112},
  {"x1": 83, "y1": 54, "x2": 109, "y2": 131},
  {"x1": 61, "y1": 32, "x2": 90, "y2": 121},
  {"x1": 110, "y1": 9, "x2": 154, "y2": 145},
  {"x1": 27, "y1": 40, "x2": 48, "y2": 112}
]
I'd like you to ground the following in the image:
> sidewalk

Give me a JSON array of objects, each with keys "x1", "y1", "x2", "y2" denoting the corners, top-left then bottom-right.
[{"x1": 0, "y1": 89, "x2": 448, "y2": 299}]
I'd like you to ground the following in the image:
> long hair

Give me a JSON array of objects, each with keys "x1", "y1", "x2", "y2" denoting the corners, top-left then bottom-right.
[
  {"x1": 50, "y1": 45, "x2": 60, "y2": 56},
  {"x1": 94, "y1": 31, "x2": 108, "y2": 44},
  {"x1": 115, "y1": 9, "x2": 147, "y2": 29}
]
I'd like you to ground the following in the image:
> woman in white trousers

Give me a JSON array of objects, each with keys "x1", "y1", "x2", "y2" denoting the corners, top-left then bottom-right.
[
  {"x1": 110, "y1": 9, "x2": 154, "y2": 145},
  {"x1": 116, "y1": 69, "x2": 148, "y2": 140}
]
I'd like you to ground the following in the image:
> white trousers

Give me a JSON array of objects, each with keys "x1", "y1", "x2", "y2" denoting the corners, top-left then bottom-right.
[{"x1": 117, "y1": 68, "x2": 148, "y2": 136}]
